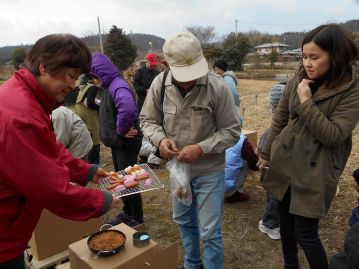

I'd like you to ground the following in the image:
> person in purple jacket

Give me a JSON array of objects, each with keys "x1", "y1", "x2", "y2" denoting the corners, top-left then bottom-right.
[{"x1": 91, "y1": 52, "x2": 144, "y2": 225}]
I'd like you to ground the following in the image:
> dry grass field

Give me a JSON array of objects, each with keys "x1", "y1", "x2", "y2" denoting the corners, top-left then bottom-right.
[{"x1": 100, "y1": 79, "x2": 359, "y2": 269}]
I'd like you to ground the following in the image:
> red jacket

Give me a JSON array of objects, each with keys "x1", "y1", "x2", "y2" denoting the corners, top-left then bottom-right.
[{"x1": 0, "y1": 68, "x2": 110, "y2": 262}]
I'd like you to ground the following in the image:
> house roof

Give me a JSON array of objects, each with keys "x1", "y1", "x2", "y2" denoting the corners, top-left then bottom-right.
[
  {"x1": 280, "y1": 48, "x2": 302, "y2": 55},
  {"x1": 254, "y1": 42, "x2": 289, "y2": 49}
]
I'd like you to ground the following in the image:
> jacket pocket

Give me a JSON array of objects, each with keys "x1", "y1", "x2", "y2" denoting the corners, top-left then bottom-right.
[
  {"x1": 163, "y1": 106, "x2": 177, "y2": 136},
  {"x1": 190, "y1": 106, "x2": 213, "y2": 143}
]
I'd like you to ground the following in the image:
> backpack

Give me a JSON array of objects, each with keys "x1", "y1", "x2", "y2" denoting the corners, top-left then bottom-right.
[{"x1": 99, "y1": 80, "x2": 142, "y2": 149}]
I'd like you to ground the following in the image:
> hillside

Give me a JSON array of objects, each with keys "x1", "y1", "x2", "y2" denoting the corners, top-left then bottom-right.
[
  {"x1": 1, "y1": 19, "x2": 358, "y2": 65},
  {"x1": 0, "y1": 33, "x2": 165, "y2": 66}
]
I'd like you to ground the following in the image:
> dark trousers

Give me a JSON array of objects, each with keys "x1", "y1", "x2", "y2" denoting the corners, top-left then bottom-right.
[
  {"x1": 111, "y1": 147, "x2": 143, "y2": 223},
  {"x1": 88, "y1": 144, "x2": 100, "y2": 165},
  {"x1": 262, "y1": 191, "x2": 280, "y2": 229},
  {"x1": 0, "y1": 254, "x2": 25, "y2": 269},
  {"x1": 279, "y1": 189, "x2": 328, "y2": 269}
]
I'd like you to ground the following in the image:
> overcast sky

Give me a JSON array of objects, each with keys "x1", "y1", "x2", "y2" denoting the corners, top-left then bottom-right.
[{"x1": 1, "y1": 0, "x2": 358, "y2": 47}]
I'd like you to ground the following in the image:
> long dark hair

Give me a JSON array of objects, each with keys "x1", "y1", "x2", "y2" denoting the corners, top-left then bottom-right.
[
  {"x1": 298, "y1": 24, "x2": 358, "y2": 89},
  {"x1": 24, "y1": 34, "x2": 91, "y2": 77}
]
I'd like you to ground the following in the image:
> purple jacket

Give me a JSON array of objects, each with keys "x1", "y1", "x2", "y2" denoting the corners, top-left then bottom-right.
[{"x1": 91, "y1": 52, "x2": 137, "y2": 136}]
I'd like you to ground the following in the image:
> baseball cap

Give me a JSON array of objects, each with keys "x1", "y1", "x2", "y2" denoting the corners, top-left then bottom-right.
[
  {"x1": 163, "y1": 32, "x2": 208, "y2": 82},
  {"x1": 146, "y1": 53, "x2": 158, "y2": 67}
]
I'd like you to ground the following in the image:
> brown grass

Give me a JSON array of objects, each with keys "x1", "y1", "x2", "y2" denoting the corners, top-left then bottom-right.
[{"x1": 100, "y1": 79, "x2": 359, "y2": 269}]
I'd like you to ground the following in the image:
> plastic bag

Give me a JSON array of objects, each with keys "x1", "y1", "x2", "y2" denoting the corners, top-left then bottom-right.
[{"x1": 166, "y1": 158, "x2": 192, "y2": 206}]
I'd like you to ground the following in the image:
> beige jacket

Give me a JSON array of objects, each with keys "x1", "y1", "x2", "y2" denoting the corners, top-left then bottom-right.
[
  {"x1": 51, "y1": 106, "x2": 93, "y2": 159},
  {"x1": 140, "y1": 71, "x2": 241, "y2": 178}
]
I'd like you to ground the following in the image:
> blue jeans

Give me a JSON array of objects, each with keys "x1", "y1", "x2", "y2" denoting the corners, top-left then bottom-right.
[
  {"x1": 172, "y1": 170, "x2": 225, "y2": 269},
  {"x1": 262, "y1": 191, "x2": 280, "y2": 229}
]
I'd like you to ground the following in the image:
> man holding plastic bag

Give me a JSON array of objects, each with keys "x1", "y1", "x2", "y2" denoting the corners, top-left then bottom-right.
[{"x1": 140, "y1": 32, "x2": 241, "y2": 269}]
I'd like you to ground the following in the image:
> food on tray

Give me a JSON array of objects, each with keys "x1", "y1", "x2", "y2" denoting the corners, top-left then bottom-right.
[
  {"x1": 88, "y1": 230, "x2": 125, "y2": 251},
  {"x1": 125, "y1": 164, "x2": 146, "y2": 175},
  {"x1": 114, "y1": 184, "x2": 126, "y2": 192},
  {"x1": 144, "y1": 178, "x2": 152, "y2": 187},
  {"x1": 124, "y1": 180, "x2": 139, "y2": 189},
  {"x1": 133, "y1": 164, "x2": 142, "y2": 171},
  {"x1": 106, "y1": 181, "x2": 122, "y2": 190},
  {"x1": 135, "y1": 171, "x2": 149, "y2": 181},
  {"x1": 124, "y1": 174, "x2": 136, "y2": 182}
]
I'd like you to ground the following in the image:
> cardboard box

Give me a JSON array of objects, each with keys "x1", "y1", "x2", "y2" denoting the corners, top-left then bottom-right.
[
  {"x1": 69, "y1": 223, "x2": 178, "y2": 269},
  {"x1": 242, "y1": 129, "x2": 257, "y2": 147},
  {"x1": 29, "y1": 209, "x2": 101, "y2": 261}
]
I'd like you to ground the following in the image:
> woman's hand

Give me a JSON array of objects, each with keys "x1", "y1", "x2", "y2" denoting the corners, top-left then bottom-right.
[
  {"x1": 257, "y1": 157, "x2": 269, "y2": 170},
  {"x1": 110, "y1": 194, "x2": 120, "y2": 210},
  {"x1": 176, "y1": 144, "x2": 202, "y2": 163},
  {"x1": 91, "y1": 167, "x2": 110, "y2": 184},
  {"x1": 124, "y1": 127, "x2": 138, "y2": 138},
  {"x1": 159, "y1": 137, "x2": 178, "y2": 159},
  {"x1": 297, "y1": 79, "x2": 313, "y2": 103}
]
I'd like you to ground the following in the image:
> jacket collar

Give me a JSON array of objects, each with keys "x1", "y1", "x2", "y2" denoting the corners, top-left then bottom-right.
[
  {"x1": 312, "y1": 62, "x2": 359, "y2": 102},
  {"x1": 16, "y1": 67, "x2": 57, "y2": 114}
]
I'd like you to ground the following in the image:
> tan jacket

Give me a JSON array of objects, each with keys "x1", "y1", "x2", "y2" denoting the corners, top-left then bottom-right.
[
  {"x1": 260, "y1": 62, "x2": 359, "y2": 218},
  {"x1": 140, "y1": 71, "x2": 241, "y2": 178},
  {"x1": 52, "y1": 106, "x2": 93, "y2": 159}
]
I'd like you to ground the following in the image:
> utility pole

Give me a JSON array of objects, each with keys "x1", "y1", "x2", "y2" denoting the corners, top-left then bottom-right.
[
  {"x1": 235, "y1": 19, "x2": 238, "y2": 36},
  {"x1": 97, "y1": 16, "x2": 104, "y2": 53}
]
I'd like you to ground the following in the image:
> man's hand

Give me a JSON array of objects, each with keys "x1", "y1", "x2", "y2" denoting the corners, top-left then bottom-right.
[
  {"x1": 159, "y1": 137, "x2": 178, "y2": 159},
  {"x1": 297, "y1": 79, "x2": 313, "y2": 104},
  {"x1": 91, "y1": 167, "x2": 109, "y2": 184},
  {"x1": 257, "y1": 157, "x2": 269, "y2": 170},
  {"x1": 176, "y1": 144, "x2": 202, "y2": 163},
  {"x1": 124, "y1": 127, "x2": 138, "y2": 138}
]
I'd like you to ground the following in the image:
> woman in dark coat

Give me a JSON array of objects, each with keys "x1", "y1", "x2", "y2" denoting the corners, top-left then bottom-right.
[{"x1": 257, "y1": 24, "x2": 359, "y2": 269}]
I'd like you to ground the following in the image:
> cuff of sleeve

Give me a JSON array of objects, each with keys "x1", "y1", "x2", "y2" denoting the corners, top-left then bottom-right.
[
  {"x1": 259, "y1": 152, "x2": 270, "y2": 161},
  {"x1": 294, "y1": 98, "x2": 313, "y2": 115},
  {"x1": 85, "y1": 165, "x2": 98, "y2": 185},
  {"x1": 100, "y1": 192, "x2": 113, "y2": 216},
  {"x1": 153, "y1": 134, "x2": 167, "y2": 148},
  {"x1": 198, "y1": 141, "x2": 211, "y2": 155}
]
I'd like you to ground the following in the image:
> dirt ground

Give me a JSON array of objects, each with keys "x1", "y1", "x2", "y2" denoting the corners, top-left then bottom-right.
[{"x1": 100, "y1": 79, "x2": 359, "y2": 269}]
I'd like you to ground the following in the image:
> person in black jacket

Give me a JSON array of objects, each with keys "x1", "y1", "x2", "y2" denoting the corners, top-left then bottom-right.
[
  {"x1": 133, "y1": 53, "x2": 159, "y2": 111},
  {"x1": 329, "y1": 168, "x2": 359, "y2": 269}
]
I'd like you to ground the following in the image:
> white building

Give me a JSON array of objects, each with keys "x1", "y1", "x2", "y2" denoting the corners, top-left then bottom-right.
[{"x1": 254, "y1": 42, "x2": 289, "y2": 55}]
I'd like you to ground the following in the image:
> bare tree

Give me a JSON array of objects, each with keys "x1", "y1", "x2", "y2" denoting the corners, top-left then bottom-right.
[{"x1": 184, "y1": 25, "x2": 217, "y2": 48}]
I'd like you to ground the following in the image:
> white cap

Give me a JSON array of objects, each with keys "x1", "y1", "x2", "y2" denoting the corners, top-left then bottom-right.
[{"x1": 163, "y1": 32, "x2": 208, "y2": 82}]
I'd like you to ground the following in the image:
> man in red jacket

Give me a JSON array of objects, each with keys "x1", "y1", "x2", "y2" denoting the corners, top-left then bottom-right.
[{"x1": 0, "y1": 34, "x2": 119, "y2": 269}]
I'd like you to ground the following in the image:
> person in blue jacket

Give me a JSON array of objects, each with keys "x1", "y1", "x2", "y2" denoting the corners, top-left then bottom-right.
[
  {"x1": 329, "y1": 167, "x2": 359, "y2": 269},
  {"x1": 224, "y1": 134, "x2": 258, "y2": 203},
  {"x1": 213, "y1": 59, "x2": 240, "y2": 108}
]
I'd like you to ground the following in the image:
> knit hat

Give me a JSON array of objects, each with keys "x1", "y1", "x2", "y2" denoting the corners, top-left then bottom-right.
[
  {"x1": 269, "y1": 83, "x2": 286, "y2": 114},
  {"x1": 163, "y1": 32, "x2": 208, "y2": 82},
  {"x1": 146, "y1": 53, "x2": 158, "y2": 67},
  {"x1": 213, "y1": 60, "x2": 228, "y2": 72}
]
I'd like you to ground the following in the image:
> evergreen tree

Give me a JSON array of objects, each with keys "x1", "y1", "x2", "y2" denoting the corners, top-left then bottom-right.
[
  {"x1": 12, "y1": 47, "x2": 27, "y2": 70},
  {"x1": 268, "y1": 50, "x2": 278, "y2": 69},
  {"x1": 222, "y1": 33, "x2": 251, "y2": 71},
  {"x1": 104, "y1": 25, "x2": 137, "y2": 71}
]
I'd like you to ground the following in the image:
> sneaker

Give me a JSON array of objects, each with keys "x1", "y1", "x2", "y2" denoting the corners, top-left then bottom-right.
[
  {"x1": 258, "y1": 220, "x2": 281, "y2": 240},
  {"x1": 225, "y1": 192, "x2": 250, "y2": 203}
]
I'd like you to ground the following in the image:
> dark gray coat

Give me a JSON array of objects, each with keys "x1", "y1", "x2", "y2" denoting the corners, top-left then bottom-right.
[{"x1": 260, "y1": 62, "x2": 359, "y2": 218}]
